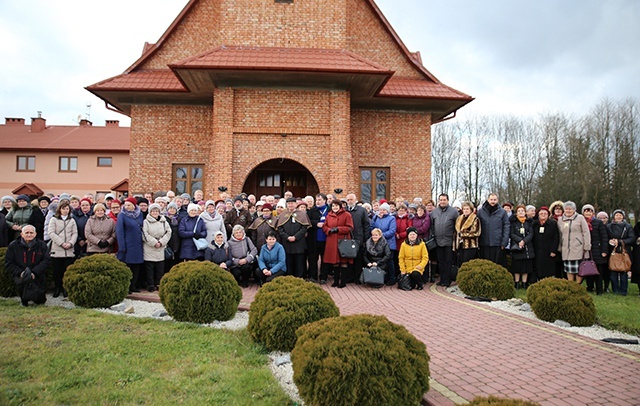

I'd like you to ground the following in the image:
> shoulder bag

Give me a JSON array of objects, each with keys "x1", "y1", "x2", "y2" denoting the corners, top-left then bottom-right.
[
  {"x1": 578, "y1": 251, "x2": 599, "y2": 277},
  {"x1": 192, "y1": 218, "x2": 209, "y2": 251},
  {"x1": 338, "y1": 232, "x2": 359, "y2": 259},
  {"x1": 609, "y1": 241, "x2": 631, "y2": 272}
]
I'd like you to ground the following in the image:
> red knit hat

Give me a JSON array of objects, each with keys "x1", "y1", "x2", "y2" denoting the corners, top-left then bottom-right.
[
  {"x1": 125, "y1": 197, "x2": 138, "y2": 206},
  {"x1": 80, "y1": 197, "x2": 93, "y2": 206}
]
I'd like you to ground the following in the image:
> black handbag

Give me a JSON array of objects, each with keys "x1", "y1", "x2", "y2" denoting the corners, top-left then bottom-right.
[
  {"x1": 338, "y1": 235, "x2": 359, "y2": 259},
  {"x1": 425, "y1": 236, "x2": 437, "y2": 251},
  {"x1": 362, "y1": 266, "x2": 385, "y2": 285},
  {"x1": 22, "y1": 281, "x2": 45, "y2": 303},
  {"x1": 397, "y1": 274, "x2": 412, "y2": 291},
  {"x1": 164, "y1": 246, "x2": 174, "y2": 260},
  {"x1": 578, "y1": 251, "x2": 599, "y2": 277}
]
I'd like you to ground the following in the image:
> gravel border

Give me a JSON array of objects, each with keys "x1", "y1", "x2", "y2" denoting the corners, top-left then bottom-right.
[{"x1": 446, "y1": 285, "x2": 640, "y2": 353}]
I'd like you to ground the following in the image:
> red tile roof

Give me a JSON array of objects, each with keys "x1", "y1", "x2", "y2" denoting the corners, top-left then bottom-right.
[
  {"x1": 86, "y1": 70, "x2": 186, "y2": 92},
  {"x1": 379, "y1": 77, "x2": 471, "y2": 100},
  {"x1": 0, "y1": 123, "x2": 130, "y2": 152},
  {"x1": 170, "y1": 46, "x2": 393, "y2": 74}
]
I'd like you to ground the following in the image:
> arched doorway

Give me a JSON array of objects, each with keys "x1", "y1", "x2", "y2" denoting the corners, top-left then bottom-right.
[{"x1": 242, "y1": 159, "x2": 319, "y2": 198}]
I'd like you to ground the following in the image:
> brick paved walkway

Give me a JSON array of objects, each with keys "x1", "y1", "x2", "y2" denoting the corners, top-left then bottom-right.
[{"x1": 131, "y1": 281, "x2": 640, "y2": 405}]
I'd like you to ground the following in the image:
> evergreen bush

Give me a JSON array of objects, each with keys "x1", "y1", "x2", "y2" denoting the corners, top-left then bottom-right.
[
  {"x1": 526, "y1": 278, "x2": 596, "y2": 326},
  {"x1": 248, "y1": 276, "x2": 339, "y2": 352},
  {"x1": 0, "y1": 247, "x2": 18, "y2": 297},
  {"x1": 464, "y1": 395, "x2": 540, "y2": 406},
  {"x1": 457, "y1": 259, "x2": 514, "y2": 300},
  {"x1": 159, "y1": 260, "x2": 241, "y2": 323},
  {"x1": 292, "y1": 314, "x2": 430, "y2": 406},
  {"x1": 63, "y1": 254, "x2": 131, "y2": 308}
]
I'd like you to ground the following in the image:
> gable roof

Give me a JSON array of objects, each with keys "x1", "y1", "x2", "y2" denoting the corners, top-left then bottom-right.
[{"x1": 0, "y1": 123, "x2": 130, "y2": 152}]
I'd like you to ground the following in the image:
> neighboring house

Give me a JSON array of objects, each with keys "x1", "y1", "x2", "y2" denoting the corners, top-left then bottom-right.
[
  {"x1": 87, "y1": 0, "x2": 473, "y2": 202},
  {"x1": 0, "y1": 115, "x2": 130, "y2": 197}
]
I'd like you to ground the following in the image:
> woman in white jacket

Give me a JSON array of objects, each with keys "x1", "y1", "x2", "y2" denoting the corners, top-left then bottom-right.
[
  {"x1": 143, "y1": 204, "x2": 172, "y2": 292},
  {"x1": 47, "y1": 201, "x2": 77, "y2": 297},
  {"x1": 200, "y1": 200, "x2": 227, "y2": 243}
]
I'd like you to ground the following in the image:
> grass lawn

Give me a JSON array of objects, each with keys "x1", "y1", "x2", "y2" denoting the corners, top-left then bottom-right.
[
  {"x1": 515, "y1": 282, "x2": 640, "y2": 336},
  {"x1": 0, "y1": 299, "x2": 293, "y2": 405}
]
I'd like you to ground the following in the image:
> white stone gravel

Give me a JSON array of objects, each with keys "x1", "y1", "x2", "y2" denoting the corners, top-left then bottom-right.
[
  {"x1": 267, "y1": 351, "x2": 304, "y2": 405},
  {"x1": 446, "y1": 285, "x2": 640, "y2": 353}
]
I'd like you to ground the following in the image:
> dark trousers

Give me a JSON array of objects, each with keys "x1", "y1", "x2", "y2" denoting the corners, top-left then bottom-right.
[
  {"x1": 480, "y1": 246, "x2": 504, "y2": 267},
  {"x1": 145, "y1": 261, "x2": 165, "y2": 288},
  {"x1": 459, "y1": 248, "x2": 478, "y2": 265},
  {"x1": 385, "y1": 250, "x2": 397, "y2": 284},
  {"x1": 52, "y1": 257, "x2": 75, "y2": 291},
  {"x1": 255, "y1": 269, "x2": 283, "y2": 285},
  {"x1": 436, "y1": 245, "x2": 454, "y2": 286},
  {"x1": 344, "y1": 246, "x2": 365, "y2": 284},
  {"x1": 230, "y1": 263, "x2": 254, "y2": 286},
  {"x1": 286, "y1": 253, "x2": 306, "y2": 278},
  {"x1": 585, "y1": 263, "x2": 607, "y2": 294},
  {"x1": 307, "y1": 241, "x2": 325, "y2": 280},
  {"x1": 127, "y1": 263, "x2": 142, "y2": 291},
  {"x1": 409, "y1": 270, "x2": 423, "y2": 288}
]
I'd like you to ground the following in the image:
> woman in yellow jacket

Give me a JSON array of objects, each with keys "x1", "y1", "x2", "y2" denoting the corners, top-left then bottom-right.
[{"x1": 398, "y1": 227, "x2": 429, "y2": 290}]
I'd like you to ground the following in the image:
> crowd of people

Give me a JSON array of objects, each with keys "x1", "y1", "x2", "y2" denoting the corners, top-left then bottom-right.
[{"x1": 2, "y1": 189, "x2": 639, "y2": 306}]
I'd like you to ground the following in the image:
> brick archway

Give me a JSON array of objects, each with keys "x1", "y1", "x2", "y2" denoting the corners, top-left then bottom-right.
[{"x1": 241, "y1": 158, "x2": 319, "y2": 199}]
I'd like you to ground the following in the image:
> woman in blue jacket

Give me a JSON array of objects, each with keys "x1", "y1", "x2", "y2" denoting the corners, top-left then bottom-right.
[
  {"x1": 178, "y1": 203, "x2": 207, "y2": 261},
  {"x1": 116, "y1": 197, "x2": 144, "y2": 293},
  {"x1": 370, "y1": 203, "x2": 396, "y2": 285},
  {"x1": 256, "y1": 231, "x2": 286, "y2": 286}
]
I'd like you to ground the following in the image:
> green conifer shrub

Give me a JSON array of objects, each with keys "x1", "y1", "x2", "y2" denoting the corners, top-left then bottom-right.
[
  {"x1": 526, "y1": 278, "x2": 596, "y2": 326},
  {"x1": 63, "y1": 254, "x2": 131, "y2": 308},
  {"x1": 464, "y1": 395, "x2": 540, "y2": 406},
  {"x1": 0, "y1": 247, "x2": 18, "y2": 297},
  {"x1": 457, "y1": 259, "x2": 514, "y2": 300},
  {"x1": 159, "y1": 260, "x2": 241, "y2": 323},
  {"x1": 248, "y1": 276, "x2": 339, "y2": 352},
  {"x1": 292, "y1": 314, "x2": 430, "y2": 406}
]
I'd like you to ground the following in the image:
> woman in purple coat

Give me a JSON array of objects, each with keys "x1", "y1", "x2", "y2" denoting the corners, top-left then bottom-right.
[{"x1": 178, "y1": 203, "x2": 207, "y2": 261}]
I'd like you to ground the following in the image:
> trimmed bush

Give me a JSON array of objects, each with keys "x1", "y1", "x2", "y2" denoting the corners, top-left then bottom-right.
[
  {"x1": 292, "y1": 314, "x2": 430, "y2": 406},
  {"x1": 464, "y1": 395, "x2": 540, "y2": 406},
  {"x1": 159, "y1": 260, "x2": 241, "y2": 323},
  {"x1": 526, "y1": 278, "x2": 596, "y2": 326},
  {"x1": 63, "y1": 254, "x2": 132, "y2": 308},
  {"x1": 248, "y1": 276, "x2": 339, "y2": 352},
  {"x1": 457, "y1": 259, "x2": 514, "y2": 300},
  {"x1": 0, "y1": 247, "x2": 18, "y2": 297}
]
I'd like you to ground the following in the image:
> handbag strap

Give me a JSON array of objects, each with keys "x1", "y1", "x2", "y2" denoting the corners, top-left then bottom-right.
[
  {"x1": 193, "y1": 217, "x2": 200, "y2": 233},
  {"x1": 582, "y1": 250, "x2": 593, "y2": 260}
]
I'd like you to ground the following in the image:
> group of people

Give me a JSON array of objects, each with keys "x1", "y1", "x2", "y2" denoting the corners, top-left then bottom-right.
[{"x1": 2, "y1": 189, "x2": 639, "y2": 306}]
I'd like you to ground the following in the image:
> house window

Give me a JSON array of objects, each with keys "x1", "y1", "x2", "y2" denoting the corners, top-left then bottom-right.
[
  {"x1": 360, "y1": 167, "x2": 390, "y2": 203},
  {"x1": 17, "y1": 156, "x2": 35, "y2": 172},
  {"x1": 59, "y1": 156, "x2": 78, "y2": 172},
  {"x1": 97, "y1": 157, "x2": 113, "y2": 167},
  {"x1": 172, "y1": 164, "x2": 204, "y2": 195}
]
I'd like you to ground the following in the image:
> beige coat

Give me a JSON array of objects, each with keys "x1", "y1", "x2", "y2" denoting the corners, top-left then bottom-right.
[
  {"x1": 557, "y1": 213, "x2": 591, "y2": 261},
  {"x1": 85, "y1": 215, "x2": 116, "y2": 253},
  {"x1": 143, "y1": 215, "x2": 172, "y2": 262},
  {"x1": 48, "y1": 216, "x2": 78, "y2": 258}
]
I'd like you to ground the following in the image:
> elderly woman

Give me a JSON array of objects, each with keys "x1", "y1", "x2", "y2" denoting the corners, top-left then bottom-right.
[
  {"x1": 398, "y1": 227, "x2": 429, "y2": 290},
  {"x1": 164, "y1": 202, "x2": 181, "y2": 273},
  {"x1": 85, "y1": 203, "x2": 116, "y2": 255},
  {"x1": 47, "y1": 201, "x2": 78, "y2": 297},
  {"x1": 143, "y1": 203, "x2": 172, "y2": 292},
  {"x1": 72, "y1": 197, "x2": 93, "y2": 258},
  {"x1": 256, "y1": 231, "x2": 286, "y2": 285},
  {"x1": 550, "y1": 200, "x2": 566, "y2": 278},
  {"x1": 364, "y1": 228, "x2": 392, "y2": 285},
  {"x1": 247, "y1": 203, "x2": 278, "y2": 251},
  {"x1": 6, "y1": 194, "x2": 33, "y2": 241},
  {"x1": 200, "y1": 200, "x2": 226, "y2": 244},
  {"x1": 205, "y1": 231, "x2": 232, "y2": 269},
  {"x1": 116, "y1": 197, "x2": 145, "y2": 293},
  {"x1": 455, "y1": 201, "x2": 481, "y2": 265},
  {"x1": 510, "y1": 205, "x2": 535, "y2": 289},
  {"x1": 532, "y1": 206, "x2": 559, "y2": 280},
  {"x1": 581, "y1": 204, "x2": 609, "y2": 295},
  {"x1": 227, "y1": 225, "x2": 258, "y2": 287},
  {"x1": 1, "y1": 195, "x2": 16, "y2": 216},
  {"x1": 178, "y1": 203, "x2": 208, "y2": 261},
  {"x1": 371, "y1": 203, "x2": 397, "y2": 285},
  {"x1": 606, "y1": 209, "x2": 635, "y2": 295},
  {"x1": 596, "y1": 211, "x2": 609, "y2": 225},
  {"x1": 322, "y1": 200, "x2": 355, "y2": 288},
  {"x1": 557, "y1": 201, "x2": 591, "y2": 284},
  {"x1": 525, "y1": 205, "x2": 537, "y2": 220}
]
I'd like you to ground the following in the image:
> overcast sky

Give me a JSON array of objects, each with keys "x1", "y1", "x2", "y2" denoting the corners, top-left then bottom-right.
[{"x1": 1, "y1": 0, "x2": 638, "y2": 127}]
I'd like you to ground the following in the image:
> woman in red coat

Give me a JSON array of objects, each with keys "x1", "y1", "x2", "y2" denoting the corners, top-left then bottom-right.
[{"x1": 322, "y1": 201, "x2": 354, "y2": 288}]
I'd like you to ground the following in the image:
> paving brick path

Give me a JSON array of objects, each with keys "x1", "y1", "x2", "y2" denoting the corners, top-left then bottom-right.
[{"x1": 131, "y1": 282, "x2": 640, "y2": 405}]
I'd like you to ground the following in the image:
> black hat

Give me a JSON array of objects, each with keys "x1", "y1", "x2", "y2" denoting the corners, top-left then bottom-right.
[
  {"x1": 286, "y1": 197, "x2": 297, "y2": 203},
  {"x1": 136, "y1": 197, "x2": 149, "y2": 205},
  {"x1": 406, "y1": 227, "x2": 418, "y2": 235},
  {"x1": 38, "y1": 196, "x2": 51, "y2": 204},
  {"x1": 234, "y1": 195, "x2": 244, "y2": 203}
]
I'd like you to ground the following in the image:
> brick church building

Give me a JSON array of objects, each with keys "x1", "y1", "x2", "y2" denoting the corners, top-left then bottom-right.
[{"x1": 87, "y1": 0, "x2": 472, "y2": 201}]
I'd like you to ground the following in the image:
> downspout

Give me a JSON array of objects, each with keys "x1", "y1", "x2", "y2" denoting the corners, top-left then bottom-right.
[
  {"x1": 432, "y1": 110, "x2": 457, "y2": 125},
  {"x1": 104, "y1": 101, "x2": 126, "y2": 115}
]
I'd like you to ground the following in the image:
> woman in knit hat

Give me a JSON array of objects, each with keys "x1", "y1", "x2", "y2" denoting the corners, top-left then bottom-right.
[
  {"x1": 164, "y1": 202, "x2": 181, "y2": 273},
  {"x1": 510, "y1": 204, "x2": 535, "y2": 289},
  {"x1": 200, "y1": 200, "x2": 226, "y2": 245},
  {"x1": 580, "y1": 204, "x2": 609, "y2": 295},
  {"x1": 142, "y1": 203, "x2": 172, "y2": 292},
  {"x1": 398, "y1": 226, "x2": 428, "y2": 290},
  {"x1": 606, "y1": 209, "x2": 635, "y2": 295},
  {"x1": 532, "y1": 206, "x2": 559, "y2": 281},
  {"x1": 85, "y1": 203, "x2": 116, "y2": 255},
  {"x1": 6, "y1": 194, "x2": 33, "y2": 241},
  {"x1": 116, "y1": 197, "x2": 144, "y2": 293},
  {"x1": 1, "y1": 195, "x2": 16, "y2": 216},
  {"x1": 557, "y1": 201, "x2": 591, "y2": 285},
  {"x1": 178, "y1": 203, "x2": 207, "y2": 261}
]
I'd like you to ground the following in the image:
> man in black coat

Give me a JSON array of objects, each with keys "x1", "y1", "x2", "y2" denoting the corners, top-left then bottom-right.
[
  {"x1": 225, "y1": 196, "x2": 253, "y2": 237},
  {"x1": 5, "y1": 225, "x2": 50, "y2": 306},
  {"x1": 306, "y1": 193, "x2": 329, "y2": 281},
  {"x1": 277, "y1": 198, "x2": 310, "y2": 278},
  {"x1": 345, "y1": 193, "x2": 371, "y2": 283},
  {"x1": 28, "y1": 196, "x2": 50, "y2": 241}
]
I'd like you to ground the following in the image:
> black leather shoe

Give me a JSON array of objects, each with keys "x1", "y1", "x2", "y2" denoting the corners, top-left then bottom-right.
[
  {"x1": 319, "y1": 280, "x2": 327, "y2": 285},
  {"x1": 148, "y1": 286, "x2": 155, "y2": 292},
  {"x1": 62, "y1": 289, "x2": 68, "y2": 298},
  {"x1": 53, "y1": 288, "x2": 60, "y2": 298},
  {"x1": 417, "y1": 285, "x2": 424, "y2": 290}
]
